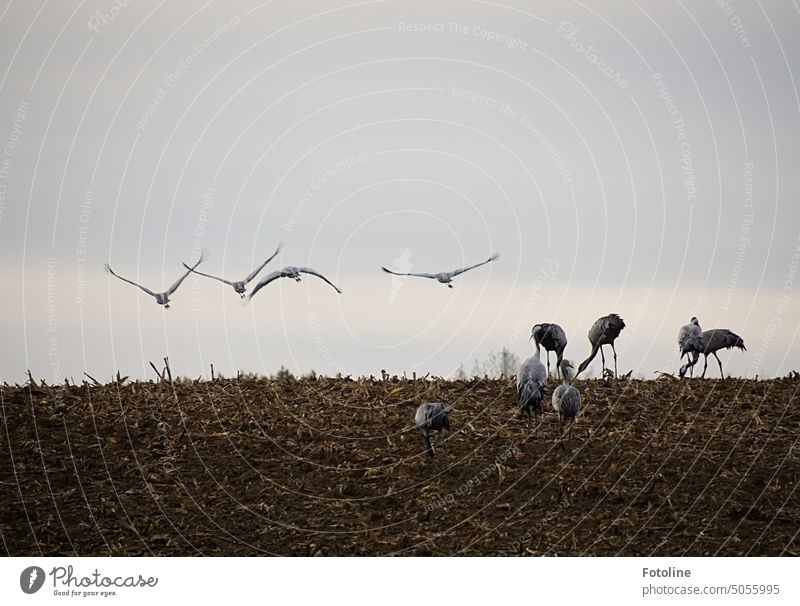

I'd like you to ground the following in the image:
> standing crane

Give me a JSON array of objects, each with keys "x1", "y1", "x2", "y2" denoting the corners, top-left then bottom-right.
[
  {"x1": 682, "y1": 328, "x2": 746, "y2": 379},
  {"x1": 531, "y1": 323, "x2": 568, "y2": 379},
  {"x1": 551, "y1": 359, "x2": 582, "y2": 447},
  {"x1": 576, "y1": 313, "x2": 626, "y2": 378},
  {"x1": 678, "y1": 317, "x2": 704, "y2": 378},
  {"x1": 414, "y1": 402, "x2": 451, "y2": 460},
  {"x1": 517, "y1": 341, "x2": 548, "y2": 425}
]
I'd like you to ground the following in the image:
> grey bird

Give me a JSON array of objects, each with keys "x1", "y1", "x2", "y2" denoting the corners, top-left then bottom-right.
[
  {"x1": 246, "y1": 266, "x2": 342, "y2": 301},
  {"x1": 182, "y1": 242, "x2": 282, "y2": 298},
  {"x1": 414, "y1": 402, "x2": 451, "y2": 459},
  {"x1": 103, "y1": 252, "x2": 205, "y2": 309},
  {"x1": 551, "y1": 359, "x2": 582, "y2": 447},
  {"x1": 677, "y1": 317, "x2": 704, "y2": 378},
  {"x1": 576, "y1": 313, "x2": 626, "y2": 378},
  {"x1": 381, "y1": 252, "x2": 499, "y2": 288},
  {"x1": 682, "y1": 328, "x2": 746, "y2": 379},
  {"x1": 532, "y1": 323, "x2": 568, "y2": 379},
  {"x1": 517, "y1": 343, "x2": 548, "y2": 425}
]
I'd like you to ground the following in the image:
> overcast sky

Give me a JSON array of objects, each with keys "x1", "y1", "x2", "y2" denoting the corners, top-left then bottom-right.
[{"x1": 0, "y1": 0, "x2": 798, "y2": 382}]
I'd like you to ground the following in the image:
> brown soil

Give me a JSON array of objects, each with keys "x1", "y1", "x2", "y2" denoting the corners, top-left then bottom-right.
[{"x1": 2, "y1": 375, "x2": 798, "y2": 556}]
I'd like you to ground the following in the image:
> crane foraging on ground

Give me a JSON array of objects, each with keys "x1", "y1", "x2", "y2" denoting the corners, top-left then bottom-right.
[
  {"x1": 183, "y1": 242, "x2": 282, "y2": 298},
  {"x1": 414, "y1": 402, "x2": 451, "y2": 460},
  {"x1": 381, "y1": 253, "x2": 499, "y2": 288},
  {"x1": 576, "y1": 313, "x2": 626, "y2": 378},
  {"x1": 103, "y1": 251, "x2": 205, "y2": 309},
  {"x1": 681, "y1": 328, "x2": 746, "y2": 379},
  {"x1": 532, "y1": 323, "x2": 568, "y2": 379},
  {"x1": 551, "y1": 359, "x2": 582, "y2": 447},
  {"x1": 517, "y1": 342, "x2": 548, "y2": 425},
  {"x1": 678, "y1": 317, "x2": 704, "y2": 378}
]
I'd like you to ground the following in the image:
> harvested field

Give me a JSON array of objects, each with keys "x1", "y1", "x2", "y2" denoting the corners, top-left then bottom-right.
[{"x1": 2, "y1": 375, "x2": 799, "y2": 556}]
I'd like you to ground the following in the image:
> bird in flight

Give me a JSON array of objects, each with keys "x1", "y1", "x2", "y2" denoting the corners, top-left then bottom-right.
[
  {"x1": 182, "y1": 242, "x2": 283, "y2": 298},
  {"x1": 104, "y1": 251, "x2": 205, "y2": 309},
  {"x1": 246, "y1": 266, "x2": 342, "y2": 302},
  {"x1": 380, "y1": 252, "x2": 499, "y2": 288}
]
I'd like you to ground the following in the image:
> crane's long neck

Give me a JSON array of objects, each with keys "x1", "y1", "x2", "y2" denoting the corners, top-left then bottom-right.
[{"x1": 577, "y1": 342, "x2": 601, "y2": 376}]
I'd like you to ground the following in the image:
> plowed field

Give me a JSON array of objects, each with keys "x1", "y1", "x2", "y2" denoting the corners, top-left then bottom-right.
[{"x1": 2, "y1": 375, "x2": 798, "y2": 556}]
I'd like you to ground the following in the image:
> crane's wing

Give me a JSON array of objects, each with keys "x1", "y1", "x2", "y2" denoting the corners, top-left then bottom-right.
[
  {"x1": 103, "y1": 263, "x2": 157, "y2": 297},
  {"x1": 298, "y1": 267, "x2": 342, "y2": 294},
  {"x1": 247, "y1": 270, "x2": 285, "y2": 300},
  {"x1": 181, "y1": 264, "x2": 236, "y2": 287},
  {"x1": 381, "y1": 267, "x2": 436, "y2": 279},
  {"x1": 244, "y1": 241, "x2": 284, "y2": 284},
  {"x1": 448, "y1": 253, "x2": 499, "y2": 277},
  {"x1": 166, "y1": 251, "x2": 206, "y2": 296}
]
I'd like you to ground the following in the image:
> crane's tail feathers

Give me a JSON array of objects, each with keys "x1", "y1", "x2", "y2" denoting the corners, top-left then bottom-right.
[
  {"x1": 735, "y1": 337, "x2": 746, "y2": 351},
  {"x1": 519, "y1": 381, "x2": 544, "y2": 414}
]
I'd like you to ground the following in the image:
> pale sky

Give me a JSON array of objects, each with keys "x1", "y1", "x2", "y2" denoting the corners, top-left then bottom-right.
[{"x1": 0, "y1": 0, "x2": 798, "y2": 382}]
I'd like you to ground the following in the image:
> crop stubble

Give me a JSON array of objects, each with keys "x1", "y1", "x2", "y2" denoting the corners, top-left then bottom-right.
[{"x1": 1, "y1": 375, "x2": 798, "y2": 556}]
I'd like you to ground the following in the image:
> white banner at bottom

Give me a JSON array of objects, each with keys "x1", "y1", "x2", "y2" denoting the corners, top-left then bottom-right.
[{"x1": 1, "y1": 557, "x2": 796, "y2": 605}]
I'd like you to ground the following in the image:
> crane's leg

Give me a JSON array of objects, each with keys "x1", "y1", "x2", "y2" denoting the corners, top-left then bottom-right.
[
  {"x1": 556, "y1": 352, "x2": 562, "y2": 380},
  {"x1": 612, "y1": 343, "x2": 619, "y2": 378},
  {"x1": 546, "y1": 351, "x2": 551, "y2": 378},
  {"x1": 713, "y1": 352, "x2": 724, "y2": 379},
  {"x1": 557, "y1": 416, "x2": 564, "y2": 449},
  {"x1": 600, "y1": 346, "x2": 606, "y2": 375},
  {"x1": 690, "y1": 351, "x2": 700, "y2": 377},
  {"x1": 701, "y1": 355, "x2": 708, "y2": 379},
  {"x1": 421, "y1": 430, "x2": 434, "y2": 460}
]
